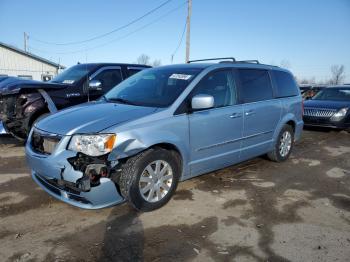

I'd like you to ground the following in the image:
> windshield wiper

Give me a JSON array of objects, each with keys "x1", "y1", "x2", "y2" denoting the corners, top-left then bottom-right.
[{"x1": 106, "y1": 97, "x2": 138, "y2": 105}]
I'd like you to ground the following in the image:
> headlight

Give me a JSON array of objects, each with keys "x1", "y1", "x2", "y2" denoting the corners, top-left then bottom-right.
[
  {"x1": 331, "y1": 108, "x2": 348, "y2": 122},
  {"x1": 68, "y1": 134, "x2": 116, "y2": 156}
]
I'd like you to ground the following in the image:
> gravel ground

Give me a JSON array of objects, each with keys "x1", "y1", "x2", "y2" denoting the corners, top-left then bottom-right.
[{"x1": 0, "y1": 129, "x2": 349, "y2": 262}]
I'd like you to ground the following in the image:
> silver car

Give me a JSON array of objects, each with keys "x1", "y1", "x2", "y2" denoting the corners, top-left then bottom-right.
[{"x1": 26, "y1": 59, "x2": 303, "y2": 211}]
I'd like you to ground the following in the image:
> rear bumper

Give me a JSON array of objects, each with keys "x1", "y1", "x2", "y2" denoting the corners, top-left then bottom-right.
[
  {"x1": 294, "y1": 120, "x2": 304, "y2": 141},
  {"x1": 26, "y1": 135, "x2": 125, "y2": 209}
]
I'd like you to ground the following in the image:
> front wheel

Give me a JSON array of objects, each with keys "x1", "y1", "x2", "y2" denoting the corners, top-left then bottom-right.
[
  {"x1": 119, "y1": 148, "x2": 181, "y2": 211},
  {"x1": 267, "y1": 124, "x2": 294, "y2": 162}
]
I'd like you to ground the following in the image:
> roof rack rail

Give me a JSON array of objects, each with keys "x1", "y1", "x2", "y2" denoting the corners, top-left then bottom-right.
[
  {"x1": 236, "y1": 60, "x2": 260, "y2": 64},
  {"x1": 187, "y1": 57, "x2": 236, "y2": 63}
]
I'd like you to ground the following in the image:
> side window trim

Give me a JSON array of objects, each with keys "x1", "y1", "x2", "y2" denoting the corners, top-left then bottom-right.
[{"x1": 89, "y1": 66, "x2": 123, "y2": 81}]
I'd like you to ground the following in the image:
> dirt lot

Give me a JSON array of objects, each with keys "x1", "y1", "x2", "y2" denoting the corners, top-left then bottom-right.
[{"x1": 0, "y1": 129, "x2": 349, "y2": 262}]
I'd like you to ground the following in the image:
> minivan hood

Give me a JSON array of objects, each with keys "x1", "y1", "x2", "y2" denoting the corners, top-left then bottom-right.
[
  {"x1": 35, "y1": 102, "x2": 158, "y2": 135},
  {"x1": 304, "y1": 99, "x2": 350, "y2": 110},
  {"x1": 0, "y1": 78, "x2": 69, "y2": 96}
]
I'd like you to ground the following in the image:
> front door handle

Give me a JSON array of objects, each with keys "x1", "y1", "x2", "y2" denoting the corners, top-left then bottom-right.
[
  {"x1": 230, "y1": 113, "x2": 242, "y2": 118},
  {"x1": 245, "y1": 110, "x2": 256, "y2": 116}
]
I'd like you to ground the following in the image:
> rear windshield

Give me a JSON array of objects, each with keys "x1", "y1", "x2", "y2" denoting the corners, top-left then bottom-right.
[
  {"x1": 51, "y1": 64, "x2": 97, "y2": 84},
  {"x1": 105, "y1": 67, "x2": 202, "y2": 107},
  {"x1": 273, "y1": 71, "x2": 299, "y2": 97},
  {"x1": 312, "y1": 88, "x2": 350, "y2": 101}
]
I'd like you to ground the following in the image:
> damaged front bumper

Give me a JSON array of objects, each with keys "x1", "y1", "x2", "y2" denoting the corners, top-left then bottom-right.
[{"x1": 25, "y1": 130, "x2": 125, "y2": 209}]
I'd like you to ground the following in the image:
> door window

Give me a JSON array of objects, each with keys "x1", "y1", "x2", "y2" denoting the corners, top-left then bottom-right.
[
  {"x1": 238, "y1": 69, "x2": 273, "y2": 103},
  {"x1": 192, "y1": 70, "x2": 237, "y2": 108},
  {"x1": 127, "y1": 67, "x2": 146, "y2": 77},
  {"x1": 91, "y1": 68, "x2": 123, "y2": 92}
]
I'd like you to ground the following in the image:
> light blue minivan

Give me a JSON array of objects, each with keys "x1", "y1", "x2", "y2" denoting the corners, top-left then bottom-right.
[{"x1": 26, "y1": 58, "x2": 303, "y2": 211}]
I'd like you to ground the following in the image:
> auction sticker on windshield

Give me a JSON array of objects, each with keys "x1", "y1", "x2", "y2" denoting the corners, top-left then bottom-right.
[{"x1": 169, "y1": 74, "x2": 193, "y2": 80}]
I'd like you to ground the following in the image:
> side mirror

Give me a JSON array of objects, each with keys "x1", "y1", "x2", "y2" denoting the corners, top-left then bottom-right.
[
  {"x1": 191, "y1": 94, "x2": 214, "y2": 110},
  {"x1": 88, "y1": 80, "x2": 102, "y2": 91}
]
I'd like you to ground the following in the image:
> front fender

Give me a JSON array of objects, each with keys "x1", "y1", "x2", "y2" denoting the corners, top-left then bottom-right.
[{"x1": 107, "y1": 116, "x2": 190, "y2": 178}]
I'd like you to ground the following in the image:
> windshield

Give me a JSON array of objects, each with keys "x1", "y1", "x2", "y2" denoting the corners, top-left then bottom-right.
[
  {"x1": 312, "y1": 88, "x2": 350, "y2": 101},
  {"x1": 51, "y1": 64, "x2": 96, "y2": 84},
  {"x1": 105, "y1": 67, "x2": 202, "y2": 107}
]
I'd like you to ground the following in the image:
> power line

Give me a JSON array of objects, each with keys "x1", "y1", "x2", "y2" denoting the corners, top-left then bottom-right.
[
  {"x1": 30, "y1": 0, "x2": 173, "y2": 46},
  {"x1": 28, "y1": 2, "x2": 187, "y2": 55},
  {"x1": 171, "y1": 19, "x2": 187, "y2": 63}
]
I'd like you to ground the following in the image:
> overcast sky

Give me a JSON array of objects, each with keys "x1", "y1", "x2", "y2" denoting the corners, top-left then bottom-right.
[{"x1": 0, "y1": 0, "x2": 349, "y2": 82}]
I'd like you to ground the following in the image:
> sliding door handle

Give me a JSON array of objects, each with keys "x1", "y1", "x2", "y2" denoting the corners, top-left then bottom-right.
[
  {"x1": 245, "y1": 110, "x2": 256, "y2": 116},
  {"x1": 230, "y1": 113, "x2": 242, "y2": 118}
]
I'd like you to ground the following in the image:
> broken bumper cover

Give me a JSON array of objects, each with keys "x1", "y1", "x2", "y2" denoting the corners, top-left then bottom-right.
[{"x1": 26, "y1": 139, "x2": 125, "y2": 209}]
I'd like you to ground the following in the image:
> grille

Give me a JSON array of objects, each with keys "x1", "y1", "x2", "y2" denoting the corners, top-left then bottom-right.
[
  {"x1": 31, "y1": 129, "x2": 62, "y2": 155},
  {"x1": 303, "y1": 108, "x2": 337, "y2": 118}
]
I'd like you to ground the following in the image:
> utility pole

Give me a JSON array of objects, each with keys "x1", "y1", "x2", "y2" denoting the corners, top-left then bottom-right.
[
  {"x1": 24, "y1": 32, "x2": 28, "y2": 52},
  {"x1": 185, "y1": 0, "x2": 192, "y2": 63}
]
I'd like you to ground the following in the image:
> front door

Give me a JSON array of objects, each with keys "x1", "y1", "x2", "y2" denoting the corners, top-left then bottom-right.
[{"x1": 188, "y1": 69, "x2": 243, "y2": 176}]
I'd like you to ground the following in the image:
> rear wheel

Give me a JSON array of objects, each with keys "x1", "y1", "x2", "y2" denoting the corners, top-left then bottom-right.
[
  {"x1": 267, "y1": 124, "x2": 294, "y2": 162},
  {"x1": 119, "y1": 148, "x2": 181, "y2": 211}
]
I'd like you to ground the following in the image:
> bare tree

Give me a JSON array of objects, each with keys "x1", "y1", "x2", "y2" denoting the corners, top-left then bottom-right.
[
  {"x1": 136, "y1": 54, "x2": 151, "y2": 65},
  {"x1": 136, "y1": 54, "x2": 161, "y2": 67},
  {"x1": 152, "y1": 59, "x2": 161, "y2": 67},
  {"x1": 329, "y1": 65, "x2": 345, "y2": 85}
]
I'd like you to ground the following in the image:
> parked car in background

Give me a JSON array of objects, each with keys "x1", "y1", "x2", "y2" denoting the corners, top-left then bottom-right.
[
  {"x1": 0, "y1": 63, "x2": 150, "y2": 139},
  {"x1": 299, "y1": 85, "x2": 326, "y2": 100},
  {"x1": 26, "y1": 57, "x2": 303, "y2": 211},
  {"x1": 303, "y1": 85, "x2": 350, "y2": 130}
]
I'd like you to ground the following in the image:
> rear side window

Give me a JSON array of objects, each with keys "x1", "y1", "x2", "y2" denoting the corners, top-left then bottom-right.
[
  {"x1": 238, "y1": 69, "x2": 273, "y2": 103},
  {"x1": 128, "y1": 68, "x2": 143, "y2": 76},
  {"x1": 273, "y1": 70, "x2": 298, "y2": 98}
]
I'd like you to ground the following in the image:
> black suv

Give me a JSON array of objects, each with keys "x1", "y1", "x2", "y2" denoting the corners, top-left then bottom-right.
[{"x1": 0, "y1": 63, "x2": 150, "y2": 139}]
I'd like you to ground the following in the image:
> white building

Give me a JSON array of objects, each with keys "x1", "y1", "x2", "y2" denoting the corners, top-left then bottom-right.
[{"x1": 0, "y1": 42, "x2": 64, "y2": 81}]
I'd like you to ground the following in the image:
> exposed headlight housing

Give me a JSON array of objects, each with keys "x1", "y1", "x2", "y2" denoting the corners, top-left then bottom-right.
[
  {"x1": 68, "y1": 134, "x2": 116, "y2": 156},
  {"x1": 330, "y1": 108, "x2": 348, "y2": 122}
]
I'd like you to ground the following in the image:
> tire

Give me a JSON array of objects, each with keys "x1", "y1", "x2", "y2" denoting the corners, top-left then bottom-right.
[
  {"x1": 267, "y1": 124, "x2": 294, "y2": 162},
  {"x1": 119, "y1": 147, "x2": 181, "y2": 211}
]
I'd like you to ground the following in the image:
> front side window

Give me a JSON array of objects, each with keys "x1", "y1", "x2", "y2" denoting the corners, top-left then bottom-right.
[
  {"x1": 273, "y1": 70, "x2": 298, "y2": 98},
  {"x1": 313, "y1": 88, "x2": 350, "y2": 101},
  {"x1": 91, "y1": 68, "x2": 123, "y2": 92},
  {"x1": 105, "y1": 67, "x2": 202, "y2": 107},
  {"x1": 238, "y1": 69, "x2": 273, "y2": 103},
  {"x1": 191, "y1": 69, "x2": 237, "y2": 108}
]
